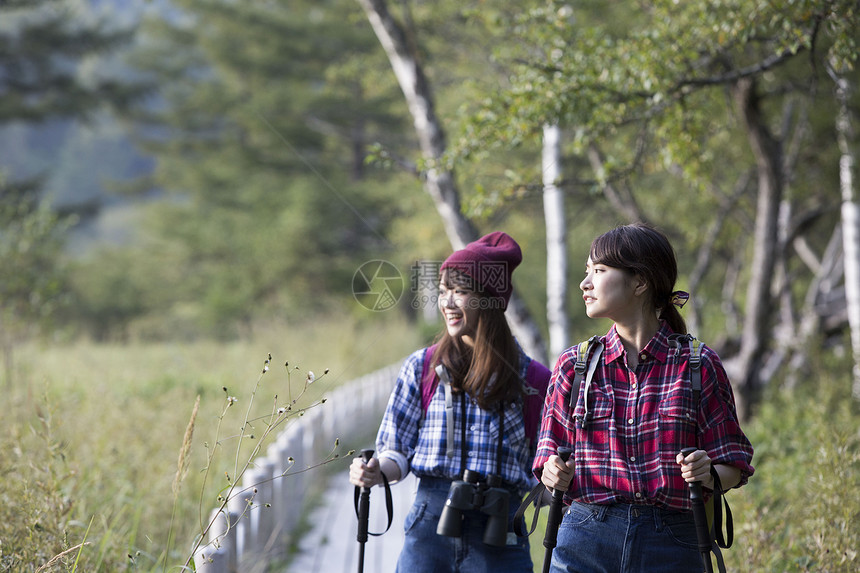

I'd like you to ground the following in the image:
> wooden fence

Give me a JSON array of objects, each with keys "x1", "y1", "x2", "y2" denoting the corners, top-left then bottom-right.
[{"x1": 192, "y1": 362, "x2": 400, "y2": 573}]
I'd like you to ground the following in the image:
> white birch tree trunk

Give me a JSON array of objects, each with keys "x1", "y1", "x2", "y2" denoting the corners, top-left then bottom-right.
[
  {"x1": 356, "y1": 0, "x2": 547, "y2": 363},
  {"x1": 356, "y1": 0, "x2": 476, "y2": 248},
  {"x1": 832, "y1": 68, "x2": 860, "y2": 399},
  {"x1": 543, "y1": 124, "x2": 569, "y2": 358}
]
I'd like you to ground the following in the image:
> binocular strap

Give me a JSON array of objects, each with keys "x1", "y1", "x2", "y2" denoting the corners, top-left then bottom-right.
[{"x1": 439, "y1": 364, "x2": 507, "y2": 481}]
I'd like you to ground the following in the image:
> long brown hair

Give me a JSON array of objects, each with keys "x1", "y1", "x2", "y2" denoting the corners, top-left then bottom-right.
[
  {"x1": 433, "y1": 270, "x2": 523, "y2": 410},
  {"x1": 590, "y1": 223, "x2": 687, "y2": 334}
]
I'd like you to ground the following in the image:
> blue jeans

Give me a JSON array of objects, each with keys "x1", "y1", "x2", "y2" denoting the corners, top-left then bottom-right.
[
  {"x1": 395, "y1": 476, "x2": 533, "y2": 573},
  {"x1": 551, "y1": 502, "x2": 703, "y2": 573}
]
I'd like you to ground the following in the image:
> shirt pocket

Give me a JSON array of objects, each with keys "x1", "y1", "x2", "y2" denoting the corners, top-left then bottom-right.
[
  {"x1": 658, "y1": 382, "x2": 698, "y2": 461},
  {"x1": 572, "y1": 386, "x2": 613, "y2": 431}
]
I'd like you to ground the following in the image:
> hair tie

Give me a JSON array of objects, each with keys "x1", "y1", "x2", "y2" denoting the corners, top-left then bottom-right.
[{"x1": 670, "y1": 291, "x2": 690, "y2": 308}]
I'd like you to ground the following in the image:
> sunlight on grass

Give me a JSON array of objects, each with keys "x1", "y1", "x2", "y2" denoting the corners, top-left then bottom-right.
[{"x1": 2, "y1": 315, "x2": 421, "y2": 572}]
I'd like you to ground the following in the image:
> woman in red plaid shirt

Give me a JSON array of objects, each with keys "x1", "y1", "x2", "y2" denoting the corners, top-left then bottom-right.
[{"x1": 534, "y1": 223, "x2": 754, "y2": 572}]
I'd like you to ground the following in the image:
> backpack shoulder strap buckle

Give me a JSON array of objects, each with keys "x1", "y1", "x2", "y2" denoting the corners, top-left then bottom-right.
[
  {"x1": 570, "y1": 336, "x2": 603, "y2": 430},
  {"x1": 573, "y1": 340, "x2": 590, "y2": 376}
]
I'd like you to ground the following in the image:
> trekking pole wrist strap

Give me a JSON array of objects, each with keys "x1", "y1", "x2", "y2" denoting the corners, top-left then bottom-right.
[
  {"x1": 709, "y1": 466, "x2": 733, "y2": 549},
  {"x1": 513, "y1": 481, "x2": 548, "y2": 537},
  {"x1": 353, "y1": 470, "x2": 394, "y2": 536}
]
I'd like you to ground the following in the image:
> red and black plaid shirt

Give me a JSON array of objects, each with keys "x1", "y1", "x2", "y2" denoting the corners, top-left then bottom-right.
[{"x1": 533, "y1": 322, "x2": 754, "y2": 510}]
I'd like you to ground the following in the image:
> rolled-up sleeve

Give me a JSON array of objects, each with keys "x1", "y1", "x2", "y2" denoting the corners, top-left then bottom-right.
[
  {"x1": 376, "y1": 349, "x2": 425, "y2": 480},
  {"x1": 698, "y1": 349, "x2": 755, "y2": 487},
  {"x1": 533, "y1": 347, "x2": 578, "y2": 479}
]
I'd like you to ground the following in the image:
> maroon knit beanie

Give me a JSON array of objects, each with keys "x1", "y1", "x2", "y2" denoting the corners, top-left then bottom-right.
[{"x1": 440, "y1": 231, "x2": 522, "y2": 309}]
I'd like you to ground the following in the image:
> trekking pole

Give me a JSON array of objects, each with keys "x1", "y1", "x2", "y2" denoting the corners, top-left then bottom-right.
[
  {"x1": 542, "y1": 446, "x2": 572, "y2": 573},
  {"x1": 680, "y1": 447, "x2": 714, "y2": 573},
  {"x1": 356, "y1": 449, "x2": 374, "y2": 573}
]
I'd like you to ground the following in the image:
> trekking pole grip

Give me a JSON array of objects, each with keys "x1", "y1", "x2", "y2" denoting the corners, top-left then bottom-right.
[
  {"x1": 680, "y1": 447, "x2": 714, "y2": 573},
  {"x1": 550, "y1": 448, "x2": 573, "y2": 504},
  {"x1": 541, "y1": 446, "x2": 573, "y2": 573},
  {"x1": 356, "y1": 449, "x2": 374, "y2": 543},
  {"x1": 544, "y1": 447, "x2": 573, "y2": 549},
  {"x1": 679, "y1": 447, "x2": 704, "y2": 498}
]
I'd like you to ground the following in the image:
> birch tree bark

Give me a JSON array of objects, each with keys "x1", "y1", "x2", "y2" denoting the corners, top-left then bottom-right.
[
  {"x1": 356, "y1": 0, "x2": 547, "y2": 363},
  {"x1": 543, "y1": 124, "x2": 568, "y2": 358},
  {"x1": 830, "y1": 66, "x2": 860, "y2": 399},
  {"x1": 355, "y1": 0, "x2": 476, "y2": 248}
]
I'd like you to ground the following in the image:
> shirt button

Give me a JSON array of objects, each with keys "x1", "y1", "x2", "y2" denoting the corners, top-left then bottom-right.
[
  {"x1": 627, "y1": 418, "x2": 634, "y2": 424},
  {"x1": 635, "y1": 492, "x2": 643, "y2": 499},
  {"x1": 629, "y1": 456, "x2": 636, "y2": 462},
  {"x1": 639, "y1": 353, "x2": 647, "y2": 361},
  {"x1": 470, "y1": 425, "x2": 476, "y2": 431},
  {"x1": 468, "y1": 451, "x2": 475, "y2": 457}
]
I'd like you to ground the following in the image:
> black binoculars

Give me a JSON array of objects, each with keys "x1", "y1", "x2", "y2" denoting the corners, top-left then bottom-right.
[{"x1": 436, "y1": 469, "x2": 511, "y2": 547}]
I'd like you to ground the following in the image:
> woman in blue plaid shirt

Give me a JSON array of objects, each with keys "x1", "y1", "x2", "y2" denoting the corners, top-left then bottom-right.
[{"x1": 349, "y1": 232, "x2": 551, "y2": 573}]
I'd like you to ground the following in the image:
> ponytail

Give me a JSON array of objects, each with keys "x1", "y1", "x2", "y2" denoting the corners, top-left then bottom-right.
[{"x1": 659, "y1": 298, "x2": 687, "y2": 334}]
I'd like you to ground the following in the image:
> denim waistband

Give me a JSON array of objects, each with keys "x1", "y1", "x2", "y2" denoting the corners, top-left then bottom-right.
[
  {"x1": 417, "y1": 475, "x2": 522, "y2": 497},
  {"x1": 414, "y1": 475, "x2": 455, "y2": 491},
  {"x1": 573, "y1": 501, "x2": 689, "y2": 515},
  {"x1": 570, "y1": 501, "x2": 694, "y2": 528}
]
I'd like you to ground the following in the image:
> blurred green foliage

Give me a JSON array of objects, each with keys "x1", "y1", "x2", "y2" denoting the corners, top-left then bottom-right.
[
  {"x1": 722, "y1": 358, "x2": 860, "y2": 572},
  {"x1": 3, "y1": 0, "x2": 858, "y2": 357}
]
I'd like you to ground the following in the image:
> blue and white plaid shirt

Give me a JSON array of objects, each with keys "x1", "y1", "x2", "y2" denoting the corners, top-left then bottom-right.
[{"x1": 376, "y1": 346, "x2": 540, "y2": 495}]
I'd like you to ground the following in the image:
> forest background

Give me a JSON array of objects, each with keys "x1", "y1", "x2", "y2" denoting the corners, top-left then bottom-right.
[{"x1": 1, "y1": 0, "x2": 859, "y2": 571}]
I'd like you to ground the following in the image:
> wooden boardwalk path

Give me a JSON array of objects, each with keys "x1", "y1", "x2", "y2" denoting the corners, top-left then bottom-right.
[{"x1": 283, "y1": 472, "x2": 417, "y2": 573}]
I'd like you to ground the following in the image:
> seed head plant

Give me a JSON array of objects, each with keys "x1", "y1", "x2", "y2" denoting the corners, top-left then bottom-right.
[{"x1": 178, "y1": 354, "x2": 343, "y2": 571}]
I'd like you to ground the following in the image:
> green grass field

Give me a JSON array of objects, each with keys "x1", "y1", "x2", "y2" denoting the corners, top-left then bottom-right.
[
  {"x1": 1, "y1": 316, "x2": 421, "y2": 572},
  {"x1": 2, "y1": 320, "x2": 858, "y2": 572}
]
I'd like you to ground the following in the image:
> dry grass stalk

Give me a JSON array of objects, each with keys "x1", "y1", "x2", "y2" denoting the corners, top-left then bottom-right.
[
  {"x1": 173, "y1": 395, "x2": 200, "y2": 495},
  {"x1": 35, "y1": 542, "x2": 90, "y2": 572}
]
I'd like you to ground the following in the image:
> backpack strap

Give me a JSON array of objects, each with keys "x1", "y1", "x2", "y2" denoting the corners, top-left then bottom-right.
[
  {"x1": 420, "y1": 344, "x2": 440, "y2": 412},
  {"x1": 419, "y1": 344, "x2": 458, "y2": 459},
  {"x1": 523, "y1": 358, "x2": 551, "y2": 444},
  {"x1": 667, "y1": 333, "x2": 702, "y2": 405},
  {"x1": 569, "y1": 336, "x2": 603, "y2": 430},
  {"x1": 688, "y1": 336, "x2": 703, "y2": 407},
  {"x1": 516, "y1": 338, "x2": 600, "y2": 538},
  {"x1": 435, "y1": 363, "x2": 457, "y2": 459}
]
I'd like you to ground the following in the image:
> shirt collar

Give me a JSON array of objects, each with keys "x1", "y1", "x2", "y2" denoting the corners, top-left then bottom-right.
[{"x1": 604, "y1": 320, "x2": 676, "y2": 365}]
